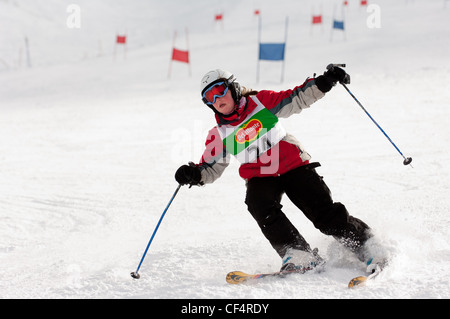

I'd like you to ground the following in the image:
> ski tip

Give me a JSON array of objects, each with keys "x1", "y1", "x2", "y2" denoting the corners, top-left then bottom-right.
[
  {"x1": 348, "y1": 276, "x2": 368, "y2": 288},
  {"x1": 226, "y1": 271, "x2": 251, "y2": 285}
]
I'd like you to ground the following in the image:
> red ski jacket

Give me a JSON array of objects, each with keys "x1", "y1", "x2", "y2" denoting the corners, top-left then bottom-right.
[{"x1": 196, "y1": 78, "x2": 325, "y2": 183}]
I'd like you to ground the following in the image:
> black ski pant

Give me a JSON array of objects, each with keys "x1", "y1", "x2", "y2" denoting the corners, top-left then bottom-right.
[{"x1": 245, "y1": 163, "x2": 371, "y2": 259}]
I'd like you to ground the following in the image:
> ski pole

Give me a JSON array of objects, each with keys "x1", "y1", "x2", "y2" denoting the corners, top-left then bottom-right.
[
  {"x1": 131, "y1": 184, "x2": 182, "y2": 279},
  {"x1": 327, "y1": 64, "x2": 412, "y2": 166}
]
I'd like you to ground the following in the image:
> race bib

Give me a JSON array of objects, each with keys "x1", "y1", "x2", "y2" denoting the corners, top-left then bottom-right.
[{"x1": 217, "y1": 96, "x2": 286, "y2": 164}]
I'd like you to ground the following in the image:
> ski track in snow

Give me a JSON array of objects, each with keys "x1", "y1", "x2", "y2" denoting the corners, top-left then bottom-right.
[{"x1": 0, "y1": 0, "x2": 449, "y2": 299}]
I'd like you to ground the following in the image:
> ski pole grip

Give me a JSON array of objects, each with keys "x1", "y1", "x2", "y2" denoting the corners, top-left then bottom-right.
[
  {"x1": 326, "y1": 63, "x2": 350, "y2": 85},
  {"x1": 326, "y1": 63, "x2": 346, "y2": 70}
]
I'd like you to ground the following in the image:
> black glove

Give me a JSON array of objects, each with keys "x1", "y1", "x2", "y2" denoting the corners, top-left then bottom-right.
[
  {"x1": 315, "y1": 66, "x2": 350, "y2": 93},
  {"x1": 175, "y1": 163, "x2": 202, "y2": 186}
]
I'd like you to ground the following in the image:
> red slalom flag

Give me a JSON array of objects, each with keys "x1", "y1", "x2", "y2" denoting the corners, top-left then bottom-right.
[
  {"x1": 361, "y1": 0, "x2": 368, "y2": 5},
  {"x1": 254, "y1": 9, "x2": 260, "y2": 16},
  {"x1": 172, "y1": 48, "x2": 189, "y2": 63},
  {"x1": 215, "y1": 14, "x2": 223, "y2": 21},
  {"x1": 116, "y1": 35, "x2": 126, "y2": 44},
  {"x1": 312, "y1": 15, "x2": 322, "y2": 24}
]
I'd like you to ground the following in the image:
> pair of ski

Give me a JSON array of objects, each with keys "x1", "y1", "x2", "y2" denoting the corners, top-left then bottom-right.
[{"x1": 226, "y1": 267, "x2": 381, "y2": 288}]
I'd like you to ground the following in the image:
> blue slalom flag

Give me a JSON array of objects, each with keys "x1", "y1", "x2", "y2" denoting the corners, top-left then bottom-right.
[
  {"x1": 259, "y1": 43, "x2": 286, "y2": 61},
  {"x1": 257, "y1": 16, "x2": 289, "y2": 83},
  {"x1": 333, "y1": 20, "x2": 345, "y2": 30}
]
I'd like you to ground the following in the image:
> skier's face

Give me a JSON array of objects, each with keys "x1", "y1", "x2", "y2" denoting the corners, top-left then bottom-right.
[{"x1": 211, "y1": 90, "x2": 236, "y2": 115}]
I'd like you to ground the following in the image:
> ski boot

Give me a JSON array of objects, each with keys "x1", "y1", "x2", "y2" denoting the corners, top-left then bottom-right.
[{"x1": 280, "y1": 248, "x2": 325, "y2": 273}]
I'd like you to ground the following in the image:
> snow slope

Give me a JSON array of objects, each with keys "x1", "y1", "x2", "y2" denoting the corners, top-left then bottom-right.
[{"x1": 1, "y1": 0, "x2": 449, "y2": 299}]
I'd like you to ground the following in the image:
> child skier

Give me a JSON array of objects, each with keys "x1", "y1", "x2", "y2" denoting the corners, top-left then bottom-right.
[{"x1": 175, "y1": 67, "x2": 384, "y2": 273}]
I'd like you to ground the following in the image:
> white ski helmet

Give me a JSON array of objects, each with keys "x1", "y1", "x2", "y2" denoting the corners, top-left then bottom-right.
[{"x1": 200, "y1": 69, "x2": 241, "y2": 107}]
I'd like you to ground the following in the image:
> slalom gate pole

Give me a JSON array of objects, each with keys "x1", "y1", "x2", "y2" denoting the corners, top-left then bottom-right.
[
  {"x1": 131, "y1": 184, "x2": 182, "y2": 279},
  {"x1": 327, "y1": 64, "x2": 412, "y2": 166}
]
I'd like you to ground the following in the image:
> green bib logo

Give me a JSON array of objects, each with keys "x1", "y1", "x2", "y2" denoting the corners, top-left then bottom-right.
[
  {"x1": 235, "y1": 119, "x2": 263, "y2": 144},
  {"x1": 223, "y1": 108, "x2": 278, "y2": 156}
]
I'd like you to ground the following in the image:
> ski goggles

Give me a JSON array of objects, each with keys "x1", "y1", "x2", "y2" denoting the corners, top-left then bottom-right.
[{"x1": 202, "y1": 81, "x2": 229, "y2": 105}]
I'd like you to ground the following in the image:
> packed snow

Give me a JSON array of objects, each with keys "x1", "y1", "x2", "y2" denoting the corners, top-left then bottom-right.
[{"x1": 1, "y1": 0, "x2": 449, "y2": 299}]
